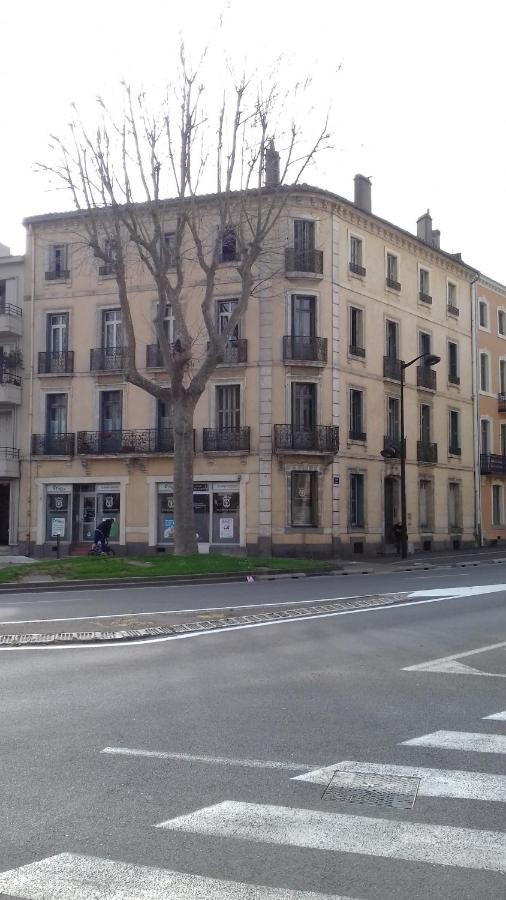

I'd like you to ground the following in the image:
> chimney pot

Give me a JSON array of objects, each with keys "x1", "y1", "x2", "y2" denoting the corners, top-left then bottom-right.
[
  {"x1": 354, "y1": 174, "x2": 372, "y2": 213},
  {"x1": 264, "y1": 139, "x2": 280, "y2": 188},
  {"x1": 417, "y1": 210, "x2": 433, "y2": 244},
  {"x1": 431, "y1": 229, "x2": 440, "y2": 249}
]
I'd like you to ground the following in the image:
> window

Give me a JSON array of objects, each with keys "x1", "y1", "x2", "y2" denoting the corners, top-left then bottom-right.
[
  {"x1": 290, "y1": 472, "x2": 317, "y2": 527},
  {"x1": 349, "y1": 389, "x2": 365, "y2": 440},
  {"x1": 386, "y1": 252, "x2": 399, "y2": 288},
  {"x1": 479, "y1": 300, "x2": 488, "y2": 328},
  {"x1": 385, "y1": 319, "x2": 399, "y2": 358},
  {"x1": 0, "y1": 278, "x2": 17, "y2": 309},
  {"x1": 419, "y1": 268, "x2": 430, "y2": 299},
  {"x1": 481, "y1": 419, "x2": 491, "y2": 455},
  {"x1": 448, "y1": 410, "x2": 460, "y2": 455},
  {"x1": 216, "y1": 384, "x2": 241, "y2": 430},
  {"x1": 349, "y1": 306, "x2": 364, "y2": 354},
  {"x1": 293, "y1": 219, "x2": 315, "y2": 252},
  {"x1": 500, "y1": 360, "x2": 506, "y2": 395},
  {"x1": 419, "y1": 479, "x2": 432, "y2": 531},
  {"x1": 501, "y1": 423, "x2": 506, "y2": 458},
  {"x1": 419, "y1": 331, "x2": 431, "y2": 360},
  {"x1": 349, "y1": 473, "x2": 365, "y2": 529},
  {"x1": 349, "y1": 236, "x2": 364, "y2": 274},
  {"x1": 480, "y1": 352, "x2": 490, "y2": 392},
  {"x1": 100, "y1": 390, "x2": 122, "y2": 432},
  {"x1": 163, "y1": 232, "x2": 176, "y2": 267},
  {"x1": 292, "y1": 295, "x2": 315, "y2": 338},
  {"x1": 447, "y1": 282, "x2": 458, "y2": 310},
  {"x1": 217, "y1": 299, "x2": 239, "y2": 340},
  {"x1": 220, "y1": 228, "x2": 237, "y2": 263},
  {"x1": 46, "y1": 243, "x2": 69, "y2": 280},
  {"x1": 498, "y1": 310, "x2": 506, "y2": 337},
  {"x1": 102, "y1": 310, "x2": 122, "y2": 350},
  {"x1": 492, "y1": 484, "x2": 503, "y2": 527},
  {"x1": 292, "y1": 382, "x2": 316, "y2": 432},
  {"x1": 99, "y1": 239, "x2": 117, "y2": 276},
  {"x1": 448, "y1": 482, "x2": 462, "y2": 530},
  {"x1": 387, "y1": 396, "x2": 400, "y2": 440},
  {"x1": 46, "y1": 313, "x2": 68, "y2": 354},
  {"x1": 420, "y1": 404, "x2": 431, "y2": 444},
  {"x1": 46, "y1": 394, "x2": 67, "y2": 435},
  {"x1": 448, "y1": 341, "x2": 459, "y2": 383}
]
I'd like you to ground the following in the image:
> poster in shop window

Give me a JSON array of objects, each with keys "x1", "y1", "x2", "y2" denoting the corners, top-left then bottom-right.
[
  {"x1": 163, "y1": 518, "x2": 175, "y2": 539},
  {"x1": 219, "y1": 517, "x2": 234, "y2": 539},
  {"x1": 51, "y1": 518, "x2": 66, "y2": 538}
]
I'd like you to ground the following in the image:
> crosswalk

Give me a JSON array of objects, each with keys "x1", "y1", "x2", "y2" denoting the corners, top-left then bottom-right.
[{"x1": 0, "y1": 710, "x2": 505, "y2": 898}]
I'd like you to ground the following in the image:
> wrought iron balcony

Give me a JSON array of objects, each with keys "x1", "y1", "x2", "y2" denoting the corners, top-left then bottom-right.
[
  {"x1": 349, "y1": 344, "x2": 366, "y2": 358},
  {"x1": 386, "y1": 277, "x2": 401, "y2": 291},
  {"x1": 349, "y1": 429, "x2": 366, "y2": 442},
  {"x1": 38, "y1": 351, "x2": 74, "y2": 375},
  {"x1": 383, "y1": 356, "x2": 402, "y2": 381},
  {"x1": 0, "y1": 447, "x2": 19, "y2": 459},
  {"x1": 498, "y1": 393, "x2": 506, "y2": 413},
  {"x1": 417, "y1": 441, "x2": 438, "y2": 464},
  {"x1": 417, "y1": 366, "x2": 437, "y2": 391},
  {"x1": 207, "y1": 339, "x2": 248, "y2": 365},
  {"x1": 98, "y1": 263, "x2": 115, "y2": 277},
  {"x1": 31, "y1": 433, "x2": 75, "y2": 456},
  {"x1": 383, "y1": 435, "x2": 402, "y2": 458},
  {"x1": 448, "y1": 373, "x2": 460, "y2": 385},
  {"x1": 45, "y1": 269, "x2": 70, "y2": 281},
  {"x1": 447, "y1": 303, "x2": 459, "y2": 317},
  {"x1": 90, "y1": 347, "x2": 126, "y2": 372},
  {"x1": 77, "y1": 428, "x2": 179, "y2": 455},
  {"x1": 449, "y1": 444, "x2": 461, "y2": 456},
  {"x1": 0, "y1": 369, "x2": 21, "y2": 386},
  {"x1": 419, "y1": 292, "x2": 432, "y2": 305},
  {"x1": 349, "y1": 262, "x2": 366, "y2": 277},
  {"x1": 0, "y1": 303, "x2": 22, "y2": 318},
  {"x1": 285, "y1": 248, "x2": 323, "y2": 276},
  {"x1": 481, "y1": 453, "x2": 506, "y2": 475},
  {"x1": 273, "y1": 424, "x2": 339, "y2": 454},
  {"x1": 203, "y1": 427, "x2": 250, "y2": 453},
  {"x1": 283, "y1": 336, "x2": 328, "y2": 363}
]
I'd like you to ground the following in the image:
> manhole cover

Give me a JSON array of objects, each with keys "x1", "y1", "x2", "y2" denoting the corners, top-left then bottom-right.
[{"x1": 322, "y1": 770, "x2": 420, "y2": 810}]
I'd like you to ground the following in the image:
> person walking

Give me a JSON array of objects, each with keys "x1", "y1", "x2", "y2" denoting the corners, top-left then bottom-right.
[{"x1": 93, "y1": 518, "x2": 115, "y2": 553}]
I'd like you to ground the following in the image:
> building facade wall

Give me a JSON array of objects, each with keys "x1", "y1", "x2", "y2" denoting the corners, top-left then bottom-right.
[{"x1": 0, "y1": 245, "x2": 24, "y2": 549}]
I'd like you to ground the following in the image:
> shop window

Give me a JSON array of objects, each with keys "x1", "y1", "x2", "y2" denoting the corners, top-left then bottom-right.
[
  {"x1": 290, "y1": 471, "x2": 317, "y2": 527},
  {"x1": 212, "y1": 491, "x2": 240, "y2": 543},
  {"x1": 45, "y1": 491, "x2": 70, "y2": 541}
]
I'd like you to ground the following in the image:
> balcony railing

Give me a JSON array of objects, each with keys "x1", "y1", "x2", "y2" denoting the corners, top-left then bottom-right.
[
  {"x1": 349, "y1": 344, "x2": 366, "y2": 358},
  {"x1": 417, "y1": 366, "x2": 437, "y2": 391},
  {"x1": 0, "y1": 447, "x2": 20, "y2": 459},
  {"x1": 90, "y1": 348, "x2": 126, "y2": 372},
  {"x1": 0, "y1": 369, "x2": 21, "y2": 386},
  {"x1": 31, "y1": 433, "x2": 75, "y2": 456},
  {"x1": 207, "y1": 339, "x2": 248, "y2": 365},
  {"x1": 448, "y1": 373, "x2": 460, "y2": 385},
  {"x1": 383, "y1": 356, "x2": 402, "y2": 381},
  {"x1": 283, "y1": 335, "x2": 328, "y2": 363},
  {"x1": 498, "y1": 393, "x2": 506, "y2": 413},
  {"x1": 419, "y1": 292, "x2": 432, "y2": 305},
  {"x1": 386, "y1": 277, "x2": 401, "y2": 291},
  {"x1": 203, "y1": 427, "x2": 250, "y2": 452},
  {"x1": 0, "y1": 303, "x2": 22, "y2": 318},
  {"x1": 45, "y1": 269, "x2": 70, "y2": 281},
  {"x1": 447, "y1": 303, "x2": 459, "y2": 317},
  {"x1": 349, "y1": 429, "x2": 366, "y2": 442},
  {"x1": 449, "y1": 444, "x2": 462, "y2": 456},
  {"x1": 77, "y1": 428, "x2": 178, "y2": 455},
  {"x1": 349, "y1": 262, "x2": 366, "y2": 277},
  {"x1": 285, "y1": 248, "x2": 323, "y2": 276},
  {"x1": 383, "y1": 435, "x2": 402, "y2": 458},
  {"x1": 273, "y1": 424, "x2": 339, "y2": 454},
  {"x1": 38, "y1": 351, "x2": 74, "y2": 375},
  {"x1": 98, "y1": 263, "x2": 115, "y2": 277},
  {"x1": 417, "y1": 441, "x2": 438, "y2": 464},
  {"x1": 481, "y1": 453, "x2": 506, "y2": 475}
]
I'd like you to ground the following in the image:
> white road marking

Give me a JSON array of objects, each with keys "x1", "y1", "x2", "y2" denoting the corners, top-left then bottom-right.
[
  {"x1": 401, "y1": 731, "x2": 506, "y2": 754},
  {"x1": 403, "y1": 639, "x2": 506, "y2": 677},
  {"x1": 0, "y1": 852, "x2": 350, "y2": 899},
  {"x1": 101, "y1": 746, "x2": 313, "y2": 771},
  {"x1": 407, "y1": 584, "x2": 506, "y2": 598},
  {"x1": 484, "y1": 710, "x2": 506, "y2": 720},
  {"x1": 157, "y1": 800, "x2": 506, "y2": 872},
  {"x1": 293, "y1": 760, "x2": 506, "y2": 802}
]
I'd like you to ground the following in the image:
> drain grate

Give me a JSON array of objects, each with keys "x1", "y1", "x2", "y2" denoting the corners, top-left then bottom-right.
[{"x1": 322, "y1": 770, "x2": 420, "y2": 810}]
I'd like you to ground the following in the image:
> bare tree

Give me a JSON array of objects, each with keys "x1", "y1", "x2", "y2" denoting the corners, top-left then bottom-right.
[{"x1": 40, "y1": 49, "x2": 330, "y2": 554}]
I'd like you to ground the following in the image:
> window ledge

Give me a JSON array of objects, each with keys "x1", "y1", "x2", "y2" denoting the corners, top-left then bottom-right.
[
  {"x1": 285, "y1": 526, "x2": 323, "y2": 533},
  {"x1": 283, "y1": 358, "x2": 326, "y2": 367},
  {"x1": 348, "y1": 271, "x2": 366, "y2": 282},
  {"x1": 37, "y1": 371, "x2": 74, "y2": 378},
  {"x1": 285, "y1": 271, "x2": 324, "y2": 281}
]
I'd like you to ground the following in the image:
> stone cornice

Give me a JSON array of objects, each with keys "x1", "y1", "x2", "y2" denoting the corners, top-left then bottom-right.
[{"x1": 478, "y1": 273, "x2": 506, "y2": 296}]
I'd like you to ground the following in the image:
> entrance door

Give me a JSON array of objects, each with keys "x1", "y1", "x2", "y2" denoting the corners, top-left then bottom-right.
[
  {"x1": 384, "y1": 477, "x2": 398, "y2": 544},
  {"x1": 194, "y1": 493, "x2": 210, "y2": 546},
  {"x1": 80, "y1": 493, "x2": 97, "y2": 542},
  {"x1": 0, "y1": 484, "x2": 9, "y2": 544}
]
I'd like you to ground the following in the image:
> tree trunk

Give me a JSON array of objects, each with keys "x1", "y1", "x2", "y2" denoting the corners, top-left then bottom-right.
[{"x1": 172, "y1": 397, "x2": 198, "y2": 555}]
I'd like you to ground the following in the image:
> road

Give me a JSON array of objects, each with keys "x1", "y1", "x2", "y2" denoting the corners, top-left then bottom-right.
[{"x1": 0, "y1": 566, "x2": 504, "y2": 898}]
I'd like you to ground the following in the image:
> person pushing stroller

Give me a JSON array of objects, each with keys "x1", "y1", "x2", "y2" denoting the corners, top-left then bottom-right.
[{"x1": 93, "y1": 518, "x2": 115, "y2": 553}]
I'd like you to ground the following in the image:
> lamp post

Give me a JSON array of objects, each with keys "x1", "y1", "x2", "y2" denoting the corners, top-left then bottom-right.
[{"x1": 382, "y1": 352, "x2": 440, "y2": 559}]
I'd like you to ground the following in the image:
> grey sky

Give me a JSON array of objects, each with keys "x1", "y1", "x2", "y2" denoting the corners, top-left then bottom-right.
[{"x1": 1, "y1": 0, "x2": 504, "y2": 280}]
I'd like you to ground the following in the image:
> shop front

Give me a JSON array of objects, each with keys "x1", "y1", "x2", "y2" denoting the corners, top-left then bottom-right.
[
  {"x1": 43, "y1": 482, "x2": 121, "y2": 546},
  {"x1": 157, "y1": 481, "x2": 241, "y2": 549}
]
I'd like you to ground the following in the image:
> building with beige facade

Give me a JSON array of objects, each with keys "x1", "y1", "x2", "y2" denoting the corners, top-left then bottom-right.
[
  {"x1": 476, "y1": 274, "x2": 506, "y2": 543},
  {"x1": 0, "y1": 242, "x2": 23, "y2": 550},
  {"x1": 16, "y1": 177, "x2": 478, "y2": 557}
]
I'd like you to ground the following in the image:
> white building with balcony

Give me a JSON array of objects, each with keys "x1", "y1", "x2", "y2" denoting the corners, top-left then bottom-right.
[{"x1": 0, "y1": 242, "x2": 23, "y2": 549}]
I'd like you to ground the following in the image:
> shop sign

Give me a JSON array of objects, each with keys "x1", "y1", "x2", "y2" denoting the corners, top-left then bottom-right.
[
  {"x1": 212, "y1": 482, "x2": 239, "y2": 492},
  {"x1": 51, "y1": 518, "x2": 66, "y2": 537},
  {"x1": 96, "y1": 483, "x2": 120, "y2": 493},
  {"x1": 47, "y1": 484, "x2": 72, "y2": 494},
  {"x1": 193, "y1": 482, "x2": 209, "y2": 492},
  {"x1": 157, "y1": 482, "x2": 173, "y2": 493}
]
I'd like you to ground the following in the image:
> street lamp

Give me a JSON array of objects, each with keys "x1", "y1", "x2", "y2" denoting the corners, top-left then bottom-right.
[{"x1": 382, "y1": 352, "x2": 440, "y2": 559}]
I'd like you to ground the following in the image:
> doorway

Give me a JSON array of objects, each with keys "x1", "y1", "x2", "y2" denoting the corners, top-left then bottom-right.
[
  {"x1": 0, "y1": 483, "x2": 10, "y2": 544},
  {"x1": 80, "y1": 492, "x2": 97, "y2": 542},
  {"x1": 384, "y1": 476, "x2": 399, "y2": 544}
]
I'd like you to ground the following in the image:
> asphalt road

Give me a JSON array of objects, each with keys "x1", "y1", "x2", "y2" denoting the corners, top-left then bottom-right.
[{"x1": 0, "y1": 569, "x2": 504, "y2": 899}]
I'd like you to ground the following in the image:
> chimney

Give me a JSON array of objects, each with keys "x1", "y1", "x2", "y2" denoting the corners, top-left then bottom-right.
[
  {"x1": 0, "y1": 242, "x2": 10, "y2": 257},
  {"x1": 417, "y1": 210, "x2": 432, "y2": 244},
  {"x1": 264, "y1": 139, "x2": 280, "y2": 188},
  {"x1": 354, "y1": 174, "x2": 372, "y2": 213},
  {"x1": 431, "y1": 229, "x2": 440, "y2": 249}
]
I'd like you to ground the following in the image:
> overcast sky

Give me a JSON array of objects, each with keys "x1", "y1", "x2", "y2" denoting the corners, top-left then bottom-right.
[{"x1": 1, "y1": 0, "x2": 504, "y2": 280}]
